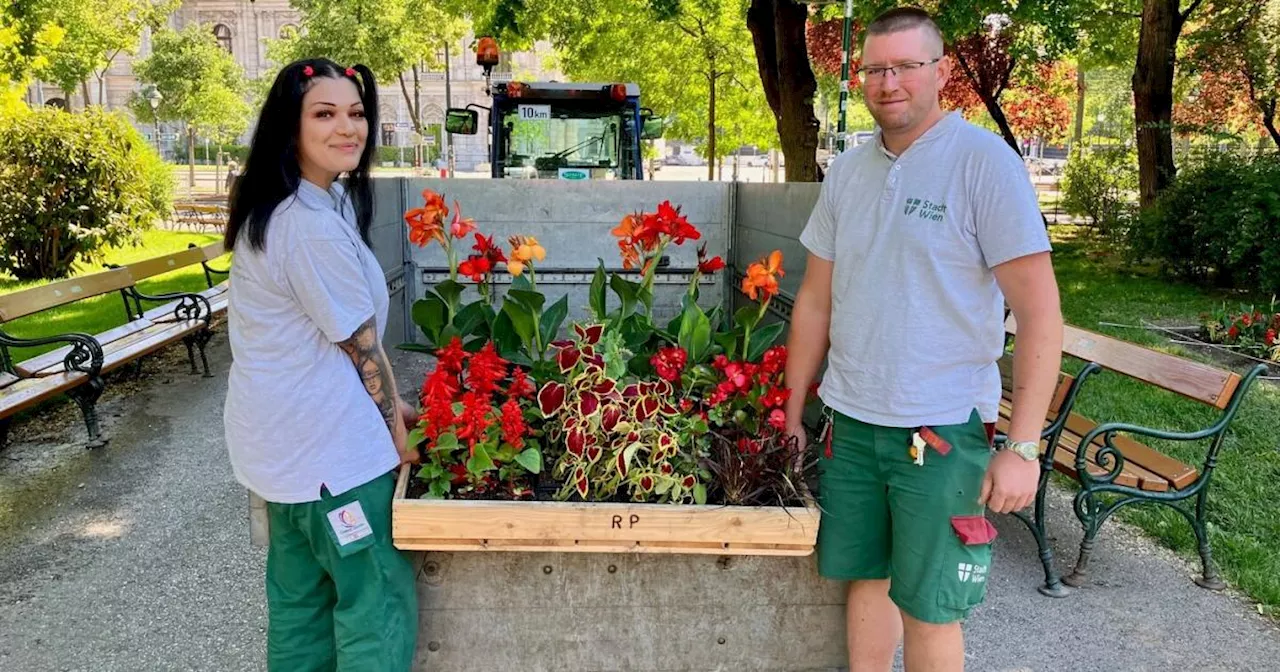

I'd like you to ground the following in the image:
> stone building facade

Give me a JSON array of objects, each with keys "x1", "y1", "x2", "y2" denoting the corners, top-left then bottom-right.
[{"x1": 26, "y1": 0, "x2": 559, "y2": 171}]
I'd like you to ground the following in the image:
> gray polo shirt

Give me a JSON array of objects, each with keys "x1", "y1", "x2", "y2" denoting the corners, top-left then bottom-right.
[{"x1": 799, "y1": 112, "x2": 1051, "y2": 428}]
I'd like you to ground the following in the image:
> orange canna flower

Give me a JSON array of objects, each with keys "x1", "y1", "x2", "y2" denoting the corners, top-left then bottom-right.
[
  {"x1": 404, "y1": 189, "x2": 450, "y2": 248},
  {"x1": 507, "y1": 259, "x2": 526, "y2": 277},
  {"x1": 618, "y1": 240, "x2": 640, "y2": 270},
  {"x1": 509, "y1": 235, "x2": 547, "y2": 263},
  {"x1": 612, "y1": 213, "x2": 641, "y2": 241},
  {"x1": 741, "y1": 250, "x2": 785, "y2": 301}
]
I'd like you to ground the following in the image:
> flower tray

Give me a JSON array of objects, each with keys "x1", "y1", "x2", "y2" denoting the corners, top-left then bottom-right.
[{"x1": 392, "y1": 465, "x2": 820, "y2": 556}]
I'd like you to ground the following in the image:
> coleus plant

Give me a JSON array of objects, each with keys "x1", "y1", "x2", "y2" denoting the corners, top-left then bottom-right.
[
  {"x1": 411, "y1": 337, "x2": 544, "y2": 499},
  {"x1": 536, "y1": 323, "x2": 710, "y2": 504}
]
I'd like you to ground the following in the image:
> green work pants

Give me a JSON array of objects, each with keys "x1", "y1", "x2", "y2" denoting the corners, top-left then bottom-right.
[{"x1": 264, "y1": 471, "x2": 418, "y2": 671}]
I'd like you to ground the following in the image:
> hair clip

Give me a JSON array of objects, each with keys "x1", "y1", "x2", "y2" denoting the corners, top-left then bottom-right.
[
  {"x1": 345, "y1": 67, "x2": 356, "y2": 77},
  {"x1": 302, "y1": 65, "x2": 315, "y2": 77}
]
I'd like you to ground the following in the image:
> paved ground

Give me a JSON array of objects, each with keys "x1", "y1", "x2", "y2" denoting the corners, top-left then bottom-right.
[{"x1": 2, "y1": 337, "x2": 1279, "y2": 671}]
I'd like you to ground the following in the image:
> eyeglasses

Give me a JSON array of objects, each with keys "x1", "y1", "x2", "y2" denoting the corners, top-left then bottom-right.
[{"x1": 857, "y1": 58, "x2": 942, "y2": 80}]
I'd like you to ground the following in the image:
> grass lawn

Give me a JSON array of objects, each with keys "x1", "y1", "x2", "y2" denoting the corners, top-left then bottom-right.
[
  {"x1": 1048, "y1": 227, "x2": 1280, "y2": 617},
  {"x1": 0, "y1": 229, "x2": 228, "y2": 361}
]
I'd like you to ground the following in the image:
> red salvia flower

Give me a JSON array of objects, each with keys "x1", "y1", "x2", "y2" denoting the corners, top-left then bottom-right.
[
  {"x1": 500, "y1": 399, "x2": 526, "y2": 450},
  {"x1": 435, "y1": 337, "x2": 468, "y2": 374},
  {"x1": 506, "y1": 367, "x2": 535, "y2": 399},
  {"x1": 455, "y1": 391, "x2": 492, "y2": 451},
  {"x1": 466, "y1": 343, "x2": 508, "y2": 396}
]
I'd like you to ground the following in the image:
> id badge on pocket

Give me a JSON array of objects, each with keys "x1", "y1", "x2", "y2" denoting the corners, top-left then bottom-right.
[{"x1": 325, "y1": 500, "x2": 376, "y2": 557}]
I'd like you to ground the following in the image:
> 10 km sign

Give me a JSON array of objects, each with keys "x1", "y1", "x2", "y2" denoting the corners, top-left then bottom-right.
[{"x1": 518, "y1": 105, "x2": 551, "y2": 121}]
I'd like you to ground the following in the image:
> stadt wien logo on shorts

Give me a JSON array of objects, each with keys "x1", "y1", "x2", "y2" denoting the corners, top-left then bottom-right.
[{"x1": 957, "y1": 562, "x2": 988, "y2": 583}]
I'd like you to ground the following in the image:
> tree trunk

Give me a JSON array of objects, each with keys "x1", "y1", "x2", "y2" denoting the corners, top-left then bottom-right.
[
  {"x1": 746, "y1": 0, "x2": 821, "y2": 182},
  {"x1": 954, "y1": 51, "x2": 1020, "y2": 154},
  {"x1": 1133, "y1": 0, "x2": 1191, "y2": 208},
  {"x1": 187, "y1": 127, "x2": 197, "y2": 197},
  {"x1": 97, "y1": 74, "x2": 107, "y2": 109},
  {"x1": 1072, "y1": 67, "x2": 1086, "y2": 150},
  {"x1": 708, "y1": 61, "x2": 717, "y2": 182},
  {"x1": 1264, "y1": 101, "x2": 1280, "y2": 151},
  {"x1": 978, "y1": 91, "x2": 1021, "y2": 153},
  {"x1": 81, "y1": 79, "x2": 91, "y2": 108}
]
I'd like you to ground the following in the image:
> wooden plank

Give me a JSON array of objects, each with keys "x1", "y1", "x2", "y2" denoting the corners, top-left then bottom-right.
[
  {"x1": 125, "y1": 248, "x2": 206, "y2": 282},
  {"x1": 997, "y1": 356, "x2": 1074, "y2": 414},
  {"x1": 1006, "y1": 315, "x2": 1237, "y2": 409},
  {"x1": 14, "y1": 320, "x2": 154, "y2": 376},
  {"x1": 0, "y1": 371, "x2": 88, "y2": 417},
  {"x1": 0, "y1": 268, "x2": 134, "y2": 322},
  {"x1": 393, "y1": 467, "x2": 820, "y2": 553},
  {"x1": 199, "y1": 242, "x2": 226, "y2": 261},
  {"x1": 393, "y1": 538, "x2": 816, "y2": 556},
  {"x1": 100, "y1": 321, "x2": 202, "y2": 373},
  {"x1": 0, "y1": 372, "x2": 18, "y2": 389}
]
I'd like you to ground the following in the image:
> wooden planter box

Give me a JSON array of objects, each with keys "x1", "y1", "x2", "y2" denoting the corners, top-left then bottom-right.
[{"x1": 392, "y1": 465, "x2": 821, "y2": 556}]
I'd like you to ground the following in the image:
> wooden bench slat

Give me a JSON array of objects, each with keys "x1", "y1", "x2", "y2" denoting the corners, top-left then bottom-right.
[
  {"x1": 199, "y1": 242, "x2": 227, "y2": 261},
  {"x1": 1059, "y1": 413, "x2": 1199, "y2": 489},
  {"x1": 0, "y1": 372, "x2": 18, "y2": 389},
  {"x1": 996, "y1": 400, "x2": 1189, "y2": 492},
  {"x1": 1006, "y1": 315, "x2": 1240, "y2": 409},
  {"x1": 998, "y1": 356, "x2": 1074, "y2": 414},
  {"x1": 100, "y1": 322, "x2": 204, "y2": 373},
  {"x1": 126, "y1": 248, "x2": 206, "y2": 282},
  {"x1": 0, "y1": 371, "x2": 89, "y2": 417},
  {"x1": 0, "y1": 269, "x2": 135, "y2": 323},
  {"x1": 14, "y1": 320, "x2": 156, "y2": 376}
]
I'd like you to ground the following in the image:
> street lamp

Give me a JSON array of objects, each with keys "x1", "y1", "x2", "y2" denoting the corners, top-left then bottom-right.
[{"x1": 148, "y1": 87, "x2": 163, "y2": 157}]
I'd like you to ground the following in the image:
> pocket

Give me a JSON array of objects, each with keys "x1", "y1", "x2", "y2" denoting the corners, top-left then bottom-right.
[
  {"x1": 937, "y1": 514, "x2": 996, "y2": 611},
  {"x1": 322, "y1": 499, "x2": 378, "y2": 558}
]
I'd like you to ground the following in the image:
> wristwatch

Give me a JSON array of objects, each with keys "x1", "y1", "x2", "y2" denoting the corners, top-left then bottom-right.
[{"x1": 1003, "y1": 440, "x2": 1040, "y2": 462}]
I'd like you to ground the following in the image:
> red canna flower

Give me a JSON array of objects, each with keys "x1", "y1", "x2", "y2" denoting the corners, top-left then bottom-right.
[
  {"x1": 449, "y1": 201, "x2": 477, "y2": 239},
  {"x1": 458, "y1": 254, "x2": 492, "y2": 283}
]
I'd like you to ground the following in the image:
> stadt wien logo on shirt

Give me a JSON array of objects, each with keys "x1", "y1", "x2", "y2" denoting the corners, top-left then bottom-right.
[{"x1": 904, "y1": 197, "x2": 947, "y2": 222}]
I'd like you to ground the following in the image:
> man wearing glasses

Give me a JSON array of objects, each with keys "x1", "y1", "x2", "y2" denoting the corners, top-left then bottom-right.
[{"x1": 783, "y1": 6, "x2": 1063, "y2": 671}]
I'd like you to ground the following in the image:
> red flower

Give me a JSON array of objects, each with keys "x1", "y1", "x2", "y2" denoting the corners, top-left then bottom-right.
[
  {"x1": 767, "y1": 408, "x2": 788, "y2": 431},
  {"x1": 650, "y1": 346, "x2": 688, "y2": 383},
  {"x1": 721, "y1": 362, "x2": 750, "y2": 391},
  {"x1": 458, "y1": 254, "x2": 492, "y2": 282},
  {"x1": 680, "y1": 398, "x2": 694, "y2": 413},
  {"x1": 737, "y1": 437, "x2": 761, "y2": 455},
  {"x1": 1267, "y1": 329, "x2": 1276, "y2": 347},
  {"x1": 472, "y1": 232, "x2": 507, "y2": 264},
  {"x1": 500, "y1": 399, "x2": 526, "y2": 450},
  {"x1": 712, "y1": 354, "x2": 730, "y2": 372},
  {"x1": 696, "y1": 243, "x2": 725, "y2": 274},
  {"x1": 466, "y1": 343, "x2": 508, "y2": 396},
  {"x1": 761, "y1": 387, "x2": 791, "y2": 409},
  {"x1": 655, "y1": 201, "x2": 701, "y2": 245},
  {"x1": 435, "y1": 337, "x2": 468, "y2": 374},
  {"x1": 1228, "y1": 325, "x2": 1240, "y2": 340},
  {"x1": 422, "y1": 390, "x2": 456, "y2": 442},
  {"x1": 455, "y1": 391, "x2": 492, "y2": 451},
  {"x1": 761, "y1": 345, "x2": 787, "y2": 375},
  {"x1": 1242, "y1": 314, "x2": 1253, "y2": 327},
  {"x1": 506, "y1": 367, "x2": 535, "y2": 399}
]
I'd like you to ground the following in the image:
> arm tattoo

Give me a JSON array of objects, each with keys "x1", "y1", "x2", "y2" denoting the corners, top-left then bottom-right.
[{"x1": 338, "y1": 316, "x2": 398, "y2": 431}]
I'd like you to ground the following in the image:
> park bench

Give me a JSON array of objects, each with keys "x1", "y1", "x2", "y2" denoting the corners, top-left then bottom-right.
[
  {"x1": 0, "y1": 266, "x2": 214, "y2": 449},
  {"x1": 997, "y1": 315, "x2": 1267, "y2": 596},
  {"x1": 188, "y1": 241, "x2": 231, "y2": 316},
  {"x1": 172, "y1": 203, "x2": 228, "y2": 232}
]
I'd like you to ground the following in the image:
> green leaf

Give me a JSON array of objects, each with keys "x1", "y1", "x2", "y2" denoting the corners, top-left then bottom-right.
[
  {"x1": 501, "y1": 297, "x2": 538, "y2": 346},
  {"x1": 610, "y1": 273, "x2": 639, "y2": 318},
  {"x1": 467, "y1": 443, "x2": 496, "y2": 473},
  {"x1": 510, "y1": 273, "x2": 534, "y2": 293},
  {"x1": 507, "y1": 351, "x2": 536, "y2": 368},
  {"x1": 693, "y1": 483, "x2": 707, "y2": 505},
  {"x1": 434, "y1": 279, "x2": 466, "y2": 312},
  {"x1": 426, "y1": 480, "x2": 450, "y2": 498},
  {"x1": 539, "y1": 294, "x2": 569, "y2": 346},
  {"x1": 735, "y1": 305, "x2": 762, "y2": 333},
  {"x1": 491, "y1": 310, "x2": 523, "y2": 357},
  {"x1": 677, "y1": 301, "x2": 713, "y2": 363},
  {"x1": 714, "y1": 330, "x2": 739, "y2": 360},
  {"x1": 454, "y1": 301, "x2": 490, "y2": 337},
  {"x1": 507, "y1": 289, "x2": 546, "y2": 313},
  {"x1": 515, "y1": 447, "x2": 543, "y2": 474},
  {"x1": 589, "y1": 260, "x2": 608, "y2": 319},
  {"x1": 411, "y1": 295, "x2": 447, "y2": 345},
  {"x1": 432, "y1": 432, "x2": 459, "y2": 452},
  {"x1": 405, "y1": 427, "x2": 425, "y2": 451},
  {"x1": 747, "y1": 322, "x2": 785, "y2": 363}
]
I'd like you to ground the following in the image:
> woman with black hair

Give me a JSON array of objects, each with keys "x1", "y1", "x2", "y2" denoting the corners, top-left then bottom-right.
[{"x1": 222, "y1": 58, "x2": 418, "y2": 671}]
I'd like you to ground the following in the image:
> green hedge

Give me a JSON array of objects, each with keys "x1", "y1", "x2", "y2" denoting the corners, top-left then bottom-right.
[
  {"x1": 1127, "y1": 151, "x2": 1280, "y2": 292},
  {"x1": 0, "y1": 107, "x2": 173, "y2": 280},
  {"x1": 1061, "y1": 144, "x2": 1138, "y2": 237}
]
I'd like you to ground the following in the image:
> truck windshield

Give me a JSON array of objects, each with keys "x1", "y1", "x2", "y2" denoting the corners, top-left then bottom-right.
[{"x1": 498, "y1": 106, "x2": 625, "y2": 178}]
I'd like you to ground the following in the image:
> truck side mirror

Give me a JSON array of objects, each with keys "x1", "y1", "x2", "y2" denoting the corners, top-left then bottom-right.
[
  {"x1": 445, "y1": 108, "x2": 479, "y2": 135},
  {"x1": 641, "y1": 114, "x2": 665, "y2": 140}
]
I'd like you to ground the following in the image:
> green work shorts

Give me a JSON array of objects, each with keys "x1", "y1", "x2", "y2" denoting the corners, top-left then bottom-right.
[
  {"x1": 264, "y1": 471, "x2": 418, "y2": 671},
  {"x1": 816, "y1": 408, "x2": 997, "y2": 624}
]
